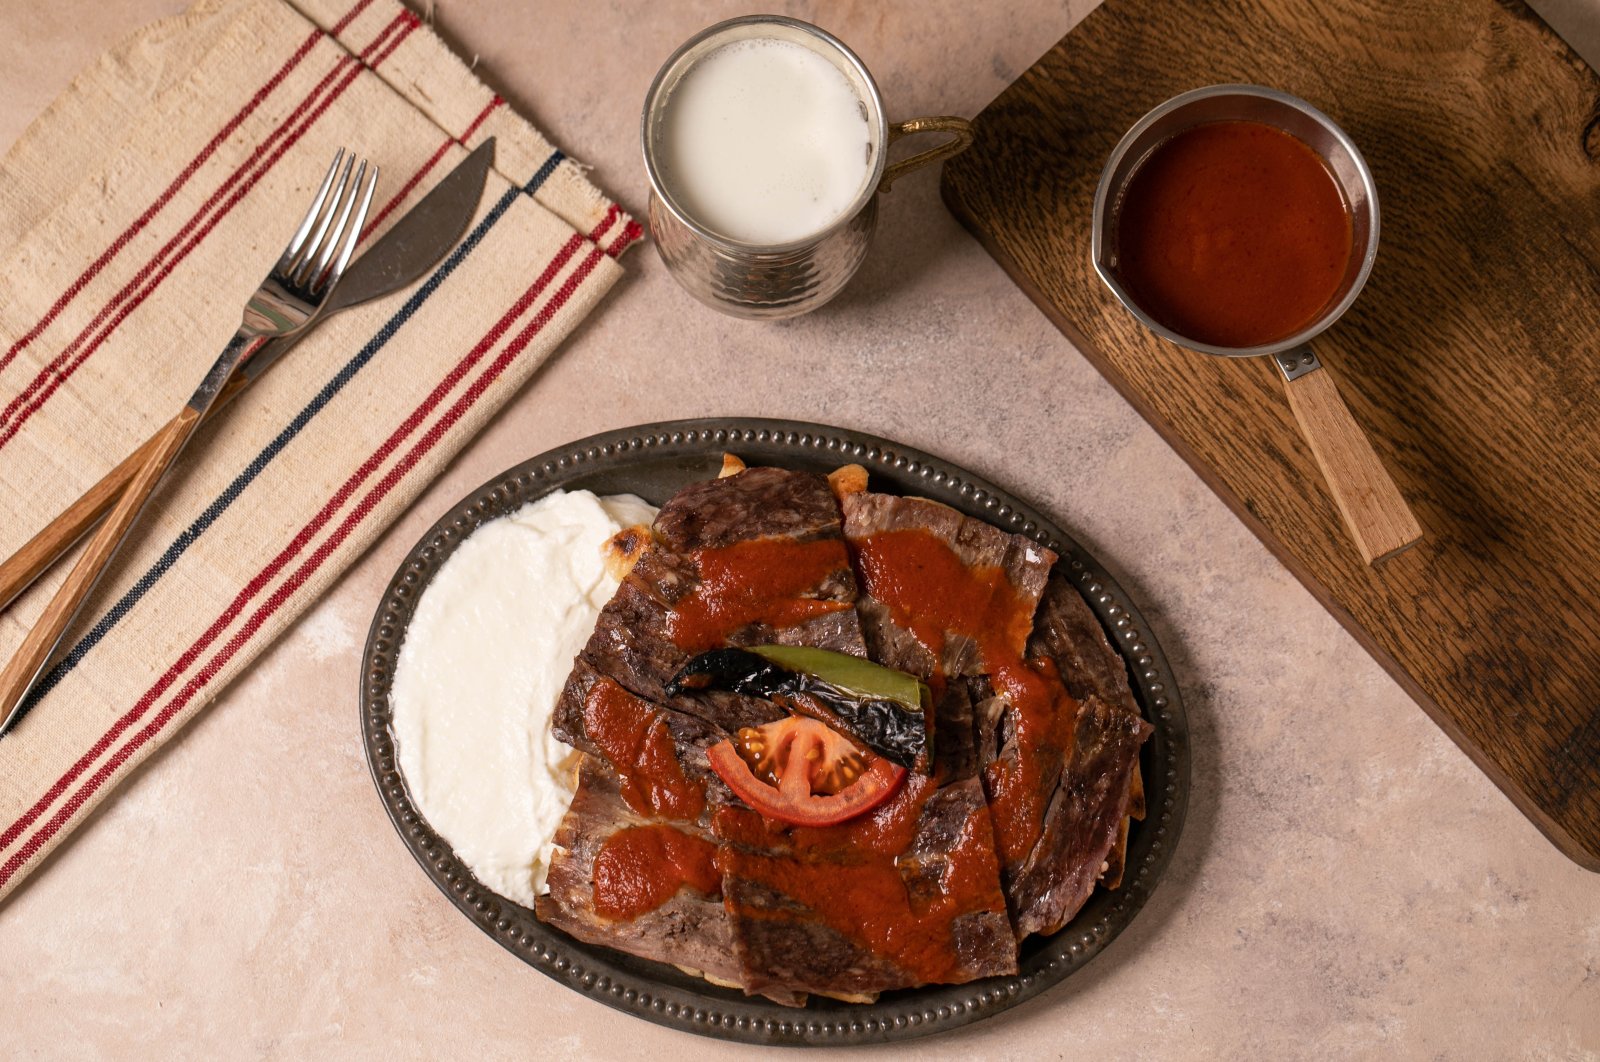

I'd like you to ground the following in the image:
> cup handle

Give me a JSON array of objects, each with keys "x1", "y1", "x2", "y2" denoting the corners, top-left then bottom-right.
[
  {"x1": 878, "y1": 116, "x2": 975, "y2": 193},
  {"x1": 1275, "y1": 346, "x2": 1423, "y2": 565}
]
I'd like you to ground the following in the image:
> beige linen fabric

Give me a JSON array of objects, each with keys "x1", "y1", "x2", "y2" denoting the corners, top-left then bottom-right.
[
  {"x1": 0, "y1": 0, "x2": 639, "y2": 901},
  {"x1": 0, "y1": 0, "x2": 242, "y2": 249}
]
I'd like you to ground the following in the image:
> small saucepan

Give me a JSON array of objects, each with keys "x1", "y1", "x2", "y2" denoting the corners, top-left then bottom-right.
[{"x1": 1092, "y1": 84, "x2": 1421, "y2": 565}]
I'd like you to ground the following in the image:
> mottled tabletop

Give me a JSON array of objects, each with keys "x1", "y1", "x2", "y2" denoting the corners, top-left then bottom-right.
[{"x1": 3, "y1": 1, "x2": 1597, "y2": 1059}]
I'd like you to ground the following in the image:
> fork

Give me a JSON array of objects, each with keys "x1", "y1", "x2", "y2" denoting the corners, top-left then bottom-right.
[{"x1": 0, "y1": 149, "x2": 378, "y2": 734}]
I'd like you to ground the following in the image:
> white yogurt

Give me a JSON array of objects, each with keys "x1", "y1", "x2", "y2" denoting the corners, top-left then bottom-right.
[
  {"x1": 391, "y1": 489, "x2": 658, "y2": 906},
  {"x1": 658, "y1": 36, "x2": 872, "y2": 245}
]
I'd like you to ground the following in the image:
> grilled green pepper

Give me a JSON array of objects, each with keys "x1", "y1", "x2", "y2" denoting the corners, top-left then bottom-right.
[{"x1": 667, "y1": 645, "x2": 931, "y2": 771}]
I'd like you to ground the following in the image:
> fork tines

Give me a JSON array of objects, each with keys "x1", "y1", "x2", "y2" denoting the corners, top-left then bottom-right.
[{"x1": 276, "y1": 148, "x2": 379, "y2": 296}]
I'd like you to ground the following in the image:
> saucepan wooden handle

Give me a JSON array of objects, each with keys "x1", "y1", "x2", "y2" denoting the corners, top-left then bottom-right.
[
  {"x1": 1278, "y1": 354, "x2": 1422, "y2": 565},
  {"x1": 0, "y1": 406, "x2": 203, "y2": 720}
]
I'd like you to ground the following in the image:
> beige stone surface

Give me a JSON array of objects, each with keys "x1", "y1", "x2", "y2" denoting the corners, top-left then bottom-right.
[{"x1": 2, "y1": 1, "x2": 1598, "y2": 1059}]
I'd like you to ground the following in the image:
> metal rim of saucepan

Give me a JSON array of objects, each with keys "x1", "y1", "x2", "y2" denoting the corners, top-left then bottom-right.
[
  {"x1": 359, "y1": 418, "x2": 1191, "y2": 1046},
  {"x1": 1089, "y1": 82, "x2": 1382, "y2": 360}
]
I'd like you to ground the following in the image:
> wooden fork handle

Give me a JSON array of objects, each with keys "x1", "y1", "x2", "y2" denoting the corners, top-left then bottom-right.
[
  {"x1": 0, "y1": 373, "x2": 251, "y2": 613},
  {"x1": 0, "y1": 405, "x2": 203, "y2": 721},
  {"x1": 0, "y1": 430, "x2": 158, "y2": 612}
]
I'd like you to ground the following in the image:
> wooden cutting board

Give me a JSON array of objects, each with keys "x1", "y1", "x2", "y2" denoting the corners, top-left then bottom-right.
[{"x1": 942, "y1": 0, "x2": 1600, "y2": 869}]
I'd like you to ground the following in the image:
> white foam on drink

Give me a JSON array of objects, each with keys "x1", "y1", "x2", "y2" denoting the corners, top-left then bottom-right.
[{"x1": 659, "y1": 37, "x2": 872, "y2": 245}]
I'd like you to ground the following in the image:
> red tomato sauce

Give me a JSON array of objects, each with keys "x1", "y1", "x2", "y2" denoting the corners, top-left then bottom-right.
[
  {"x1": 592, "y1": 824, "x2": 721, "y2": 921},
  {"x1": 982, "y1": 657, "x2": 1077, "y2": 864},
  {"x1": 1115, "y1": 120, "x2": 1353, "y2": 348},
  {"x1": 665, "y1": 537, "x2": 852, "y2": 652},
  {"x1": 712, "y1": 771, "x2": 1009, "y2": 983},
  {"x1": 851, "y1": 528, "x2": 1077, "y2": 865},
  {"x1": 581, "y1": 676, "x2": 705, "y2": 821}
]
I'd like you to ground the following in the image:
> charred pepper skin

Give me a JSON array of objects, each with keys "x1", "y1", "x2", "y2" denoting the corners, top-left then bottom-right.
[{"x1": 667, "y1": 646, "x2": 930, "y2": 770}]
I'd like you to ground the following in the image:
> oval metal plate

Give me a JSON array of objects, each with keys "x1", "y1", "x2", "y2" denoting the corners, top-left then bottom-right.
[{"x1": 359, "y1": 418, "x2": 1190, "y2": 1045}]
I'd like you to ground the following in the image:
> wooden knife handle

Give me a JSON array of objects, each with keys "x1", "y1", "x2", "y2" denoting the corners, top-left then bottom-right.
[
  {"x1": 0, "y1": 429, "x2": 161, "y2": 612},
  {"x1": 1282, "y1": 364, "x2": 1423, "y2": 565},
  {"x1": 0, "y1": 405, "x2": 203, "y2": 720},
  {"x1": 0, "y1": 373, "x2": 250, "y2": 613}
]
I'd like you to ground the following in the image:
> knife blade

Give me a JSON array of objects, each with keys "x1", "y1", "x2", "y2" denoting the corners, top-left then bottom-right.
[
  {"x1": 239, "y1": 135, "x2": 497, "y2": 384},
  {"x1": 0, "y1": 138, "x2": 497, "y2": 614}
]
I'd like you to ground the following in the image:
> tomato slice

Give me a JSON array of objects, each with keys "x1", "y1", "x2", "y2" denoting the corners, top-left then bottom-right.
[{"x1": 707, "y1": 716, "x2": 906, "y2": 827}]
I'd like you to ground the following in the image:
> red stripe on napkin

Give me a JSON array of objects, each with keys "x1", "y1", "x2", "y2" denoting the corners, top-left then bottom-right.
[
  {"x1": 329, "y1": 0, "x2": 379, "y2": 34},
  {"x1": 0, "y1": 11, "x2": 420, "y2": 451},
  {"x1": 587, "y1": 202, "x2": 621, "y2": 243},
  {"x1": 0, "y1": 238, "x2": 603, "y2": 879},
  {"x1": 0, "y1": 0, "x2": 379, "y2": 381},
  {"x1": 361, "y1": 96, "x2": 504, "y2": 240},
  {"x1": 605, "y1": 219, "x2": 644, "y2": 258},
  {"x1": 0, "y1": 33, "x2": 321, "y2": 379},
  {"x1": 585, "y1": 202, "x2": 641, "y2": 259}
]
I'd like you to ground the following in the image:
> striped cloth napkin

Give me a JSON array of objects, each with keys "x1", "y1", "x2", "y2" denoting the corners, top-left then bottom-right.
[{"x1": 0, "y1": 0, "x2": 641, "y2": 901}]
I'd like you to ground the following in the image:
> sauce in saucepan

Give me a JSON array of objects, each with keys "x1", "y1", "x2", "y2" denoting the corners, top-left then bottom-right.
[{"x1": 1115, "y1": 120, "x2": 1353, "y2": 348}]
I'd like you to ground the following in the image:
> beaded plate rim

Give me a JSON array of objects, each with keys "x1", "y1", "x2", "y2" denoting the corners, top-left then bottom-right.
[{"x1": 359, "y1": 418, "x2": 1190, "y2": 1045}]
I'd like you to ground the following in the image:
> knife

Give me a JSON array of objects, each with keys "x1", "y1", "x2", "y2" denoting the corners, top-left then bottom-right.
[
  {"x1": 0, "y1": 137, "x2": 496, "y2": 612},
  {"x1": 237, "y1": 138, "x2": 497, "y2": 398}
]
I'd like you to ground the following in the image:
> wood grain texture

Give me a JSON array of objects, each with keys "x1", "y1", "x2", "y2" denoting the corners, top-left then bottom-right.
[
  {"x1": 0, "y1": 433, "x2": 151, "y2": 611},
  {"x1": 1282, "y1": 366, "x2": 1423, "y2": 564},
  {"x1": 0, "y1": 363, "x2": 254, "y2": 611},
  {"x1": 0, "y1": 405, "x2": 202, "y2": 721},
  {"x1": 942, "y1": 0, "x2": 1600, "y2": 868}
]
